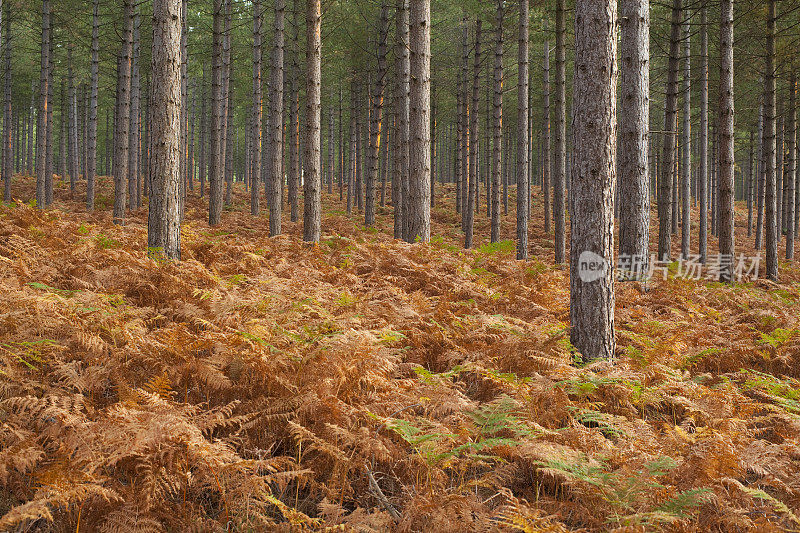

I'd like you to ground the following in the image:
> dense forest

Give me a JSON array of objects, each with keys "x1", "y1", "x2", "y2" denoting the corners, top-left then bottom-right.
[{"x1": 2, "y1": 0, "x2": 800, "y2": 530}]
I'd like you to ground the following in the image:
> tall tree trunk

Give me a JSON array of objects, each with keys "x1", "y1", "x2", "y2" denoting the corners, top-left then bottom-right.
[
  {"x1": 250, "y1": 0, "x2": 263, "y2": 215},
  {"x1": 570, "y1": 0, "x2": 617, "y2": 361},
  {"x1": 303, "y1": 0, "x2": 322, "y2": 242},
  {"x1": 199, "y1": 69, "x2": 207, "y2": 198},
  {"x1": 45, "y1": 39, "x2": 53, "y2": 207},
  {"x1": 698, "y1": 7, "x2": 708, "y2": 262},
  {"x1": 681, "y1": 13, "x2": 691, "y2": 258},
  {"x1": 59, "y1": 80, "x2": 66, "y2": 184},
  {"x1": 542, "y1": 18, "x2": 551, "y2": 235},
  {"x1": 456, "y1": 15, "x2": 468, "y2": 222},
  {"x1": 268, "y1": 0, "x2": 285, "y2": 234},
  {"x1": 188, "y1": 82, "x2": 196, "y2": 192},
  {"x1": 35, "y1": 0, "x2": 50, "y2": 208},
  {"x1": 288, "y1": 0, "x2": 300, "y2": 222},
  {"x1": 718, "y1": 0, "x2": 735, "y2": 282},
  {"x1": 208, "y1": 0, "x2": 224, "y2": 225},
  {"x1": 747, "y1": 130, "x2": 754, "y2": 236},
  {"x1": 764, "y1": 0, "x2": 778, "y2": 281},
  {"x1": 553, "y1": 0, "x2": 566, "y2": 263},
  {"x1": 222, "y1": 0, "x2": 233, "y2": 206},
  {"x1": 366, "y1": 5, "x2": 388, "y2": 226},
  {"x1": 619, "y1": 0, "x2": 650, "y2": 275},
  {"x1": 756, "y1": 99, "x2": 765, "y2": 249},
  {"x1": 3, "y1": 2, "x2": 10, "y2": 203},
  {"x1": 28, "y1": 83, "x2": 34, "y2": 177},
  {"x1": 329, "y1": 109, "x2": 335, "y2": 196},
  {"x1": 128, "y1": 7, "x2": 141, "y2": 209},
  {"x1": 787, "y1": 74, "x2": 796, "y2": 260},
  {"x1": 147, "y1": 0, "x2": 182, "y2": 260},
  {"x1": 68, "y1": 47, "x2": 79, "y2": 192},
  {"x1": 407, "y1": 0, "x2": 431, "y2": 242},
  {"x1": 657, "y1": 0, "x2": 681, "y2": 260},
  {"x1": 778, "y1": 107, "x2": 784, "y2": 237},
  {"x1": 516, "y1": 0, "x2": 529, "y2": 260},
  {"x1": 87, "y1": 0, "x2": 98, "y2": 209},
  {"x1": 464, "y1": 18, "x2": 481, "y2": 249},
  {"x1": 113, "y1": 0, "x2": 133, "y2": 222},
  {"x1": 395, "y1": 0, "x2": 410, "y2": 239},
  {"x1": 489, "y1": 0, "x2": 502, "y2": 243}
]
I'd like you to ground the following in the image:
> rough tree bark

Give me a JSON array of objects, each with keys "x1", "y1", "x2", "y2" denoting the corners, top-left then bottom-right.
[
  {"x1": 516, "y1": 0, "x2": 529, "y2": 260},
  {"x1": 113, "y1": 0, "x2": 133, "y2": 222},
  {"x1": 619, "y1": 0, "x2": 650, "y2": 275},
  {"x1": 542, "y1": 18, "x2": 551, "y2": 235},
  {"x1": 288, "y1": 0, "x2": 300, "y2": 222},
  {"x1": 764, "y1": 0, "x2": 778, "y2": 281},
  {"x1": 657, "y1": 0, "x2": 681, "y2": 260},
  {"x1": 787, "y1": 75, "x2": 796, "y2": 260},
  {"x1": 570, "y1": 0, "x2": 617, "y2": 361},
  {"x1": 366, "y1": 5, "x2": 388, "y2": 227},
  {"x1": 208, "y1": 0, "x2": 224, "y2": 226},
  {"x1": 489, "y1": 0, "x2": 502, "y2": 244},
  {"x1": 268, "y1": 0, "x2": 285, "y2": 235},
  {"x1": 407, "y1": 0, "x2": 431, "y2": 242},
  {"x1": 87, "y1": 0, "x2": 98, "y2": 210},
  {"x1": 464, "y1": 18, "x2": 480, "y2": 249},
  {"x1": 681, "y1": 12, "x2": 691, "y2": 258},
  {"x1": 303, "y1": 0, "x2": 322, "y2": 242},
  {"x1": 699, "y1": 7, "x2": 708, "y2": 262},
  {"x1": 553, "y1": 0, "x2": 566, "y2": 263},
  {"x1": 35, "y1": 0, "x2": 49, "y2": 208},
  {"x1": 2, "y1": 2, "x2": 10, "y2": 203},
  {"x1": 147, "y1": 0, "x2": 183, "y2": 260},
  {"x1": 718, "y1": 0, "x2": 736, "y2": 282},
  {"x1": 250, "y1": 0, "x2": 263, "y2": 215}
]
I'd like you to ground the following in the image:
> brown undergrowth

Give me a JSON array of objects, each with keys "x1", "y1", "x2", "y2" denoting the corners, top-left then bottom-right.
[{"x1": 1, "y1": 176, "x2": 800, "y2": 532}]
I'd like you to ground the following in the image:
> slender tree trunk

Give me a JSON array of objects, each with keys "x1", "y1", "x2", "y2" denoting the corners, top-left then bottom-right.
[
  {"x1": 756, "y1": 100, "x2": 765, "y2": 249},
  {"x1": 268, "y1": 0, "x2": 285, "y2": 234},
  {"x1": 45, "y1": 39, "x2": 53, "y2": 206},
  {"x1": 658, "y1": 0, "x2": 682, "y2": 260},
  {"x1": 681, "y1": 12, "x2": 691, "y2": 258},
  {"x1": 148, "y1": 0, "x2": 183, "y2": 260},
  {"x1": 516, "y1": 0, "x2": 529, "y2": 259},
  {"x1": 778, "y1": 107, "x2": 784, "y2": 237},
  {"x1": 489, "y1": 0, "x2": 503, "y2": 243},
  {"x1": 747, "y1": 130, "x2": 754, "y2": 236},
  {"x1": 288, "y1": 0, "x2": 300, "y2": 222},
  {"x1": 303, "y1": 0, "x2": 322, "y2": 242},
  {"x1": 68, "y1": 48, "x2": 79, "y2": 192},
  {"x1": 223, "y1": 0, "x2": 233, "y2": 207},
  {"x1": 698, "y1": 7, "x2": 708, "y2": 262},
  {"x1": 28, "y1": 83, "x2": 34, "y2": 177},
  {"x1": 718, "y1": 0, "x2": 735, "y2": 282},
  {"x1": 86, "y1": 0, "x2": 98, "y2": 210},
  {"x1": 553, "y1": 0, "x2": 566, "y2": 263},
  {"x1": 199, "y1": 69, "x2": 207, "y2": 198},
  {"x1": 188, "y1": 82, "x2": 196, "y2": 192},
  {"x1": 366, "y1": 5, "x2": 388, "y2": 226},
  {"x1": 113, "y1": 0, "x2": 133, "y2": 222},
  {"x1": 764, "y1": 0, "x2": 778, "y2": 281},
  {"x1": 619, "y1": 0, "x2": 650, "y2": 275},
  {"x1": 59, "y1": 80, "x2": 66, "y2": 184},
  {"x1": 250, "y1": 0, "x2": 263, "y2": 215},
  {"x1": 542, "y1": 18, "x2": 551, "y2": 235},
  {"x1": 128, "y1": 7, "x2": 141, "y2": 209},
  {"x1": 396, "y1": 0, "x2": 410, "y2": 238},
  {"x1": 208, "y1": 0, "x2": 224, "y2": 225},
  {"x1": 787, "y1": 74, "x2": 796, "y2": 260},
  {"x1": 3, "y1": 3, "x2": 10, "y2": 203},
  {"x1": 35, "y1": 0, "x2": 50, "y2": 208},
  {"x1": 570, "y1": 0, "x2": 617, "y2": 361},
  {"x1": 329, "y1": 109, "x2": 335, "y2": 196},
  {"x1": 464, "y1": 18, "x2": 481, "y2": 249}
]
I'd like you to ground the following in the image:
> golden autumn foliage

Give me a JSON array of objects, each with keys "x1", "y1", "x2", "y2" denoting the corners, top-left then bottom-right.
[{"x1": 1, "y1": 176, "x2": 800, "y2": 531}]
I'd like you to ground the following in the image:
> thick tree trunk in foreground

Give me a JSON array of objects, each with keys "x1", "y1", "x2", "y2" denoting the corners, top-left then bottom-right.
[
  {"x1": 718, "y1": 0, "x2": 735, "y2": 282},
  {"x1": 570, "y1": 0, "x2": 617, "y2": 361},
  {"x1": 208, "y1": 0, "x2": 224, "y2": 226},
  {"x1": 147, "y1": 0, "x2": 183, "y2": 260},
  {"x1": 303, "y1": 0, "x2": 322, "y2": 242},
  {"x1": 516, "y1": 0, "x2": 529, "y2": 260},
  {"x1": 619, "y1": 0, "x2": 650, "y2": 275},
  {"x1": 406, "y1": 0, "x2": 431, "y2": 242}
]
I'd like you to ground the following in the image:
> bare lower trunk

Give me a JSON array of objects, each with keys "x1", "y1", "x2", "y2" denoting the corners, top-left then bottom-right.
[
  {"x1": 718, "y1": 0, "x2": 735, "y2": 282},
  {"x1": 619, "y1": 0, "x2": 650, "y2": 274},
  {"x1": 570, "y1": 0, "x2": 617, "y2": 361},
  {"x1": 489, "y1": 0, "x2": 502, "y2": 244},
  {"x1": 366, "y1": 5, "x2": 388, "y2": 227},
  {"x1": 680, "y1": 14, "x2": 691, "y2": 258},
  {"x1": 464, "y1": 18, "x2": 481, "y2": 249},
  {"x1": 787, "y1": 75, "x2": 796, "y2": 260},
  {"x1": 698, "y1": 8, "x2": 708, "y2": 262},
  {"x1": 288, "y1": 0, "x2": 300, "y2": 222},
  {"x1": 35, "y1": 0, "x2": 50, "y2": 208},
  {"x1": 542, "y1": 18, "x2": 551, "y2": 235},
  {"x1": 250, "y1": 0, "x2": 262, "y2": 215},
  {"x1": 113, "y1": 0, "x2": 133, "y2": 223},
  {"x1": 147, "y1": 0, "x2": 183, "y2": 260},
  {"x1": 208, "y1": 0, "x2": 224, "y2": 226},
  {"x1": 764, "y1": 0, "x2": 778, "y2": 281},
  {"x1": 302, "y1": 0, "x2": 322, "y2": 242},
  {"x1": 268, "y1": 0, "x2": 285, "y2": 234},
  {"x1": 2, "y1": 3, "x2": 11, "y2": 202},
  {"x1": 657, "y1": 0, "x2": 682, "y2": 261},
  {"x1": 553, "y1": 0, "x2": 566, "y2": 263},
  {"x1": 516, "y1": 0, "x2": 529, "y2": 260}
]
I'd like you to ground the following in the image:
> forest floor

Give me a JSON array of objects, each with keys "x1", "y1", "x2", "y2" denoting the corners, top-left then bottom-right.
[{"x1": 2, "y1": 175, "x2": 800, "y2": 532}]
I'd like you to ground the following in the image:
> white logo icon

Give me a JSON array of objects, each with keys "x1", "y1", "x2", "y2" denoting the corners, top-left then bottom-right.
[{"x1": 578, "y1": 251, "x2": 608, "y2": 283}]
